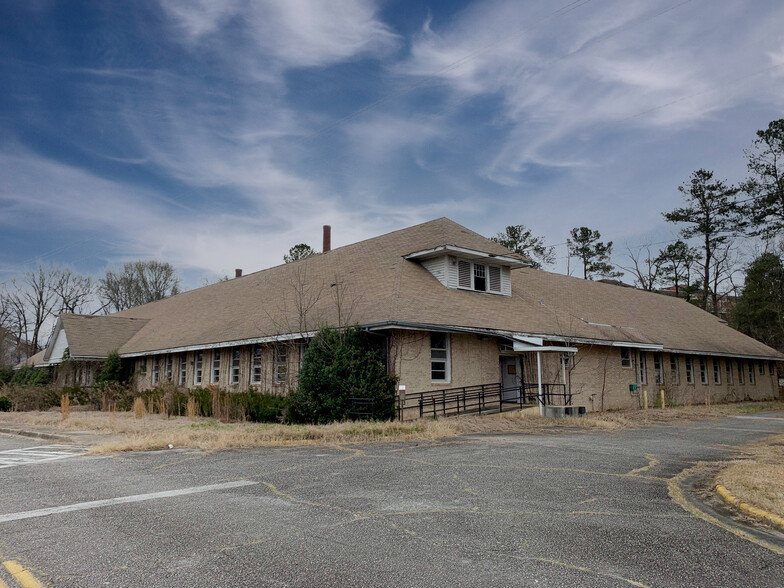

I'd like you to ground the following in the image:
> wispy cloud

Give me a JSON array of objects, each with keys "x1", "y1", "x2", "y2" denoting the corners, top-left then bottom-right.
[{"x1": 158, "y1": 0, "x2": 399, "y2": 68}]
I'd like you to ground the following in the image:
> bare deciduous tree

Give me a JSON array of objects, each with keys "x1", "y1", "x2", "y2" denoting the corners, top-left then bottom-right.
[
  {"x1": 98, "y1": 260, "x2": 181, "y2": 312},
  {"x1": 54, "y1": 268, "x2": 94, "y2": 314},
  {"x1": 621, "y1": 243, "x2": 662, "y2": 291}
]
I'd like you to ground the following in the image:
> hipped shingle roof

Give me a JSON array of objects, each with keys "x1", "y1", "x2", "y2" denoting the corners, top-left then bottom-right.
[{"x1": 44, "y1": 218, "x2": 784, "y2": 361}]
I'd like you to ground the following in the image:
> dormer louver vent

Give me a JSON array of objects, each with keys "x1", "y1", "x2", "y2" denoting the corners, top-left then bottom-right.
[
  {"x1": 488, "y1": 266, "x2": 501, "y2": 292},
  {"x1": 458, "y1": 260, "x2": 472, "y2": 288}
]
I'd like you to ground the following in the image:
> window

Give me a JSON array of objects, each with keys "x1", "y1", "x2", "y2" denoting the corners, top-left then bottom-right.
[
  {"x1": 274, "y1": 344, "x2": 287, "y2": 384},
  {"x1": 430, "y1": 332, "x2": 450, "y2": 382},
  {"x1": 653, "y1": 353, "x2": 663, "y2": 385},
  {"x1": 251, "y1": 345, "x2": 262, "y2": 384},
  {"x1": 194, "y1": 351, "x2": 203, "y2": 385},
  {"x1": 637, "y1": 351, "x2": 647, "y2": 385},
  {"x1": 179, "y1": 355, "x2": 187, "y2": 385},
  {"x1": 713, "y1": 358, "x2": 721, "y2": 385},
  {"x1": 165, "y1": 355, "x2": 173, "y2": 382},
  {"x1": 726, "y1": 360, "x2": 733, "y2": 384},
  {"x1": 770, "y1": 361, "x2": 776, "y2": 376},
  {"x1": 699, "y1": 357, "x2": 707, "y2": 384},
  {"x1": 670, "y1": 354, "x2": 679, "y2": 384},
  {"x1": 685, "y1": 356, "x2": 694, "y2": 384},
  {"x1": 758, "y1": 362, "x2": 764, "y2": 375},
  {"x1": 231, "y1": 349, "x2": 240, "y2": 384},
  {"x1": 473, "y1": 264, "x2": 487, "y2": 291},
  {"x1": 211, "y1": 349, "x2": 221, "y2": 383},
  {"x1": 456, "y1": 259, "x2": 503, "y2": 293},
  {"x1": 137, "y1": 358, "x2": 147, "y2": 374},
  {"x1": 152, "y1": 357, "x2": 159, "y2": 384},
  {"x1": 621, "y1": 348, "x2": 632, "y2": 368},
  {"x1": 737, "y1": 360, "x2": 744, "y2": 384},
  {"x1": 748, "y1": 362, "x2": 755, "y2": 385}
]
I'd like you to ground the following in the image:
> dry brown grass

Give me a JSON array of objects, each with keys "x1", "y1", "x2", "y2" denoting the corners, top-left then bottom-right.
[
  {"x1": 60, "y1": 394, "x2": 70, "y2": 421},
  {"x1": 133, "y1": 397, "x2": 146, "y2": 419},
  {"x1": 89, "y1": 419, "x2": 458, "y2": 454},
  {"x1": 0, "y1": 400, "x2": 782, "y2": 454},
  {"x1": 716, "y1": 433, "x2": 784, "y2": 519}
]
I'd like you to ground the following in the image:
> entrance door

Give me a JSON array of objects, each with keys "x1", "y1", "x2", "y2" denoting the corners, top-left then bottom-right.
[{"x1": 500, "y1": 356, "x2": 520, "y2": 401}]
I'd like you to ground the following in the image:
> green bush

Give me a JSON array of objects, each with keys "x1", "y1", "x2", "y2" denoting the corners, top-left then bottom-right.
[
  {"x1": 1, "y1": 384, "x2": 59, "y2": 411},
  {"x1": 287, "y1": 326, "x2": 396, "y2": 424},
  {"x1": 0, "y1": 396, "x2": 10, "y2": 411},
  {"x1": 0, "y1": 367, "x2": 14, "y2": 385},
  {"x1": 189, "y1": 387, "x2": 213, "y2": 417},
  {"x1": 233, "y1": 389, "x2": 288, "y2": 423},
  {"x1": 62, "y1": 384, "x2": 91, "y2": 406},
  {"x1": 11, "y1": 365, "x2": 51, "y2": 387},
  {"x1": 96, "y1": 350, "x2": 126, "y2": 384}
]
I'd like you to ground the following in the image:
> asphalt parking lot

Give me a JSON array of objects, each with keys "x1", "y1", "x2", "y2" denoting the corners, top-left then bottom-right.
[{"x1": 2, "y1": 414, "x2": 784, "y2": 587}]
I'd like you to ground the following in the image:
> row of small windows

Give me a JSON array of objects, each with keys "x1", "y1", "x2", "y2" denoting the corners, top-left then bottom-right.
[
  {"x1": 147, "y1": 344, "x2": 290, "y2": 386},
  {"x1": 621, "y1": 348, "x2": 773, "y2": 386}
]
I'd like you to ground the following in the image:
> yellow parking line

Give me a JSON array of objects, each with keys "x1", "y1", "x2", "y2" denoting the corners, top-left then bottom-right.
[{"x1": 2, "y1": 561, "x2": 44, "y2": 588}]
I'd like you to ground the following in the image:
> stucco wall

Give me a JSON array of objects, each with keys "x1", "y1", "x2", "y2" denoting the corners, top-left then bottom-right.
[
  {"x1": 566, "y1": 345, "x2": 779, "y2": 411},
  {"x1": 389, "y1": 330, "x2": 501, "y2": 395}
]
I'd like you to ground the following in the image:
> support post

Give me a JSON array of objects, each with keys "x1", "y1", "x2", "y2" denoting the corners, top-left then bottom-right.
[
  {"x1": 561, "y1": 354, "x2": 567, "y2": 403},
  {"x1": 537, "y1": 351, "x2": 544, "y2": 416},
  {"x1": 660, "y1": 389, "x2": 665, "y2": 409},
  {"x1": 643, "y1": 389, "x2": 648, "y2": 410}
]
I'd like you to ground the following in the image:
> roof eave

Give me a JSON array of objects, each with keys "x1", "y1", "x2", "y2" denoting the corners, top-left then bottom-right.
[{"x1": 404, "y1": 245, "x2": 530, "y2": 268}]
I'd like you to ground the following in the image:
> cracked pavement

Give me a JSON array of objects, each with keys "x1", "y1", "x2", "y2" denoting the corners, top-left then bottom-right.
[{"x1": 2, "y1": 414, "x2": 784, "y2": 587}]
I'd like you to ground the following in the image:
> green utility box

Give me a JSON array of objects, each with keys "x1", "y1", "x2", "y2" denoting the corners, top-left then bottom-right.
[{"x1": 629, "y1": 384, "x2": 638, "y2": 392}]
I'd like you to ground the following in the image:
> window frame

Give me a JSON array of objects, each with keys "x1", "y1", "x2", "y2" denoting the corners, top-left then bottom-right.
[
  {"x1": 251, "y1": 345, "x2": 263, "y2": 384},
  {"x1": 737, "y1": 360, "x2": 744, "y2": 384},
  {"x1": 273, "y1": 343, "x2": 287, "y2": 384},
  {"x1": 713, "y1": 358, "x2": 721, "y2": 385},
  {"x1": 152, "y1": 356, "x2": 159, "y2": 385},
  {"x1": 231, "y1": 349, "x2": 241, "y2": 384},
  {"x1": 179, "y1": 355, "x2": 187, "y2": 385},
  {"x1": 637, "y1": 351, "x2": 647, "y2": 385},
  {"x1": 620, "y1": 348, "x2": 632, "y2": 369},
  {"x1": 194, "y1": 351, "x2": 203, "y2": 385},
  {"x1": 211, "y1": 349, "x2": 221, "y2": 384},
  {"x1": 430, "y1": 332, "x2": 451, "y2": 383},
  {"x1": 748, "y1": 362, "x2": 755, "y2": 385},
  {"x1": 699, "y1": 356, "x2": 708, "y2": 385},
  {"x1": 653, "y1": 353, "x2": 663, "y2": 385},
  {"x1": 725, "y1": 359, "x2": 733, "y2": 384},
  {"x1": 685, "y1": 356, "x2": 694, "y2": 384},
  {"x1": 165, "y1": 355, "x2": 173, "y2": 382},
  {"x1": 670, "y1": 354, "x2": 679, "y2": 385}
]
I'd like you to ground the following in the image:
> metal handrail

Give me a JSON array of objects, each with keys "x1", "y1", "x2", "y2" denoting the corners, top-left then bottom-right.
[{"x1": 401, "y1": 382, "x2": 570, "y2": 420}]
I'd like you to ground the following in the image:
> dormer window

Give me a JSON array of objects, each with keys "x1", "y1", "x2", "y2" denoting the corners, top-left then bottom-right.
[
  {"x1": 458, "y1": 259, "x2": 502, "y2": 293},
  {"x1": 405, "y1": 245, "x2": 522, "y2": 297}
]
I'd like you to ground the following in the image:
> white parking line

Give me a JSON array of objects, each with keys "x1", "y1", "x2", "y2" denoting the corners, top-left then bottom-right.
[
  {"x1": 733, "y1": 416, "x2": 784, "y2": 421},
  {"x1": 0, "y1": 445, "x2": 88, "y2": 469},
  {"x1": 0, "y1": 480, "x2": 258, "y2": 524}
]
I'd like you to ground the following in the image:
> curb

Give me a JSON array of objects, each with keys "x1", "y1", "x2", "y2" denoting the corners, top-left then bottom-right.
[
  {"x1": 715, "y1": 484, "x2": 784, "y2": 532},
  {"x1": 0, "y1": 427, "x2": 73, "y2": 443}
]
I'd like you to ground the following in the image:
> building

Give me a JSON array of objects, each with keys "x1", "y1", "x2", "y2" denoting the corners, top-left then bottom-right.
[{"x1": 22, "y1": 218, "x2": 783, "y2": 416}]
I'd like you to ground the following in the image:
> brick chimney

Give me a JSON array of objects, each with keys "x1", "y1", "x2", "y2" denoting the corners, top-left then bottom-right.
[
  {"x1": 235, "y1": 268, "x2": 242, "y2": 278},
  {"x1": 322, "y1": 225, "x2": 331, "y2": 253}
]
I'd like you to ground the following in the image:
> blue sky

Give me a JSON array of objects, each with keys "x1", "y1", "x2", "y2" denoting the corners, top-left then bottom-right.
[{"x1": 1, "y1": 0, "x2": 783, "y2": 287}]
